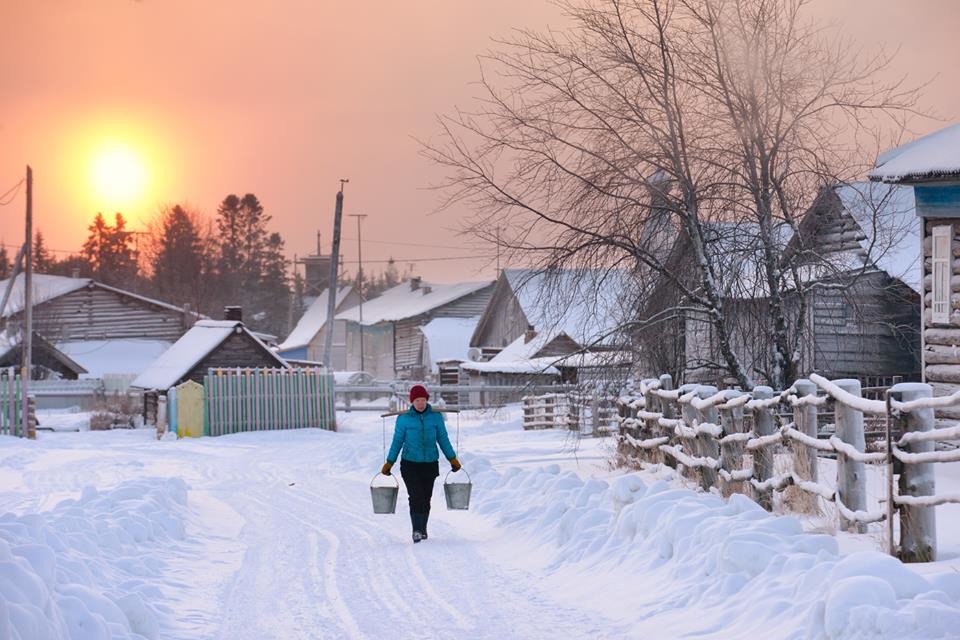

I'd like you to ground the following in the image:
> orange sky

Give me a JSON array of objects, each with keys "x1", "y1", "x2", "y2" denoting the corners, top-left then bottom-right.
[{"x1": 1, "y1": 0, "x2": 958, "y2": 284}]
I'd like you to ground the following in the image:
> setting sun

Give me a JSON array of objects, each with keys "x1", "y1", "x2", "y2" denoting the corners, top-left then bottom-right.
[{"x1": 89, "y1": 142, "x2": 148, "y2": 210}]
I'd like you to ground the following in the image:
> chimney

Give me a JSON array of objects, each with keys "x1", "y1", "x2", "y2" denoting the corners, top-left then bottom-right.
[
  {"x1": 422, "y1": 285, "x2": 432, "y2": 295},
  {"x1": 71, "y1": 267, "x2": 80, "y2": 278},
  {"x1": 224, "y1": 306, "x2": 243, "y2": 322},
  {"x1": 524, "y1": 326, "x2": 537, "y2": 343},
  {"x1": 410, "y1": 276, "x2": 422, "y2": 291}
]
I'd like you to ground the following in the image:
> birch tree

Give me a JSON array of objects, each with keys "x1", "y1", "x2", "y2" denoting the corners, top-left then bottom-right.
[{"x1": 425, "y1": 0, "x2": 918, "y2": 388}]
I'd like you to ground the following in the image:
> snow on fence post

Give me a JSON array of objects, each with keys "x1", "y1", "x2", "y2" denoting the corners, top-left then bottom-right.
[
  {"x1": 719, "y1": 390, "x2": 748, "y2": 497},
  {"x1": 834, "y1": 379, "x2": 868, "y2": 533},
  {"x1": 678, "y1": 383, "x2": 700, "y2": 483},
  {"x1": 792, "y1": 379, "x2": 819, "y2": 491},
  {"x1": 752, "y1": 386, "x2": 776, "y2": 511},
  {"x1": 658, "y1": 374, "x2": 678, "y2": 469},
  {"x1": 643, "y1": 384, "x2": 661, "y2": 466},
  {"x1": 890, "y1": 382, "x2": 937, "y2": 562},
  {"x1": 696, "y1": 385, "x2": 720, "y2": 491}
]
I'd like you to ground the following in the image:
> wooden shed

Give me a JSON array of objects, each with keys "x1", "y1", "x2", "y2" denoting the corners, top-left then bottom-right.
[
  {"x1": 870, "y1": 123, "x2": 960, "y2": 414},
  {"x1": 130, "y1": 320, "x2": 289, "y2": 391}
]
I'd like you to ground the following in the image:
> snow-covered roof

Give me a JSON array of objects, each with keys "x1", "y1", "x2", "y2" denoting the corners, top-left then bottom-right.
[
  {"x1": 836, "y1": 183, "x2": 919, "y2": 292},
  {"x1": 0, "y1": 274, "x2": 89, "y2": 317},
  {"x1": 500, "y1": 269, "x2": 633, "y2": 346},
  {"x1": 335, "y1": 279, "x2": 491, "y2": 325},
  {"x1": 131, "y1": 320, "x2": 288, "y2": 390},
  {"x1": 57, "y1": 339, "x2": 172, "y2": 378},
  {"x1": 460, "y1": 329, "x2": 571, "y2": 374},
  {"x1": 0, "y1": 273, "x2": 202, "y2": 319},
  {"x1": 419, "y1": 316, "x2": 479, "y2": 371},
  {"x1": 870, "y1": 124, "x2": 960, "y2": 183},
  {"x1": 278, "y1": 286, "x2": 353, "y2": 350}
]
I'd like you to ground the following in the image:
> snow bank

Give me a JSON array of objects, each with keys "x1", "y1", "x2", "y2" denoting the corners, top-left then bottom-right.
[
  {"x1": 468, "y1": 461, "x2": 960, "y2": 639},
  {"x1": 0, "y1": 478, "x2": 188, "y2": 639}
]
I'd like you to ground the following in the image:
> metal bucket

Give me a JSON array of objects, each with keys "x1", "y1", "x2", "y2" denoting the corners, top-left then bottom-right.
[
  {"x1": 370, "y1": 474, "x2": 399, "y2": 514},
  {"x1": 443, "y1": 469, "x2": 472, "y2": 510}
]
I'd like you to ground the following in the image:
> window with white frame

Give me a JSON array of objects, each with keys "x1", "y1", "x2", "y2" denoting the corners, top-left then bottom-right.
[{"x1": 932, "y1": 224, "x2": 953, "y2": 324}]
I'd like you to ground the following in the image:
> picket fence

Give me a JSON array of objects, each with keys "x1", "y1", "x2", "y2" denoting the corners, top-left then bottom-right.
[
  {"x1": 202, "y1": 367, "x2": 337, "y2": 436},
  {"x1": 609, "y1": 373, "x2": 960, "y2": 563},
  {"x1": 0, "y1": 368, "x2": 23, "y2": 437}
]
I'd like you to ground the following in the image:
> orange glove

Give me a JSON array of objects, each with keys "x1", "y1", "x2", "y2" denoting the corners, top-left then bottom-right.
[
  {"x1": 450, "y1": 457, "x2": 462, "y2": 472},
  {"x1": 381, "y1": 462, "x2": 393, "y2": 475}
]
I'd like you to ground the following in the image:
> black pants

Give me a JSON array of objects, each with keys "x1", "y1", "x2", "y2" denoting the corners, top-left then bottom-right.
[{"x1": 400, "y1": 460, "x2": 439, "y2": 532}]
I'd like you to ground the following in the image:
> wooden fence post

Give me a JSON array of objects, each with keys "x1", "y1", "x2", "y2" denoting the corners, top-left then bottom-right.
[
  {"x1": 658, "y1": 374, "x2": 677, "y2": 468},
  {"x1": 643, "y1": 383, "x2": 660, "y2": 465},
  {"x1": 834, "y1": 379, "x2": 867, "y2": 533},
  {"x1": 752, "y1": 385, "x2": 775, "y2": 511},
  {"x1": 678, "y1": 383, "x2": 700, "y2": 483},
  {"x1": 696, "y1": 385, "x2": 719, "y2": 491},
  {"x1": 890, "y1": 382, "x2": 936, "y2": 562},
  {"x1": 792, "y1": 379, "x2": 819, "y2": 487},
  {"x1": 719, "y1": 390, "x2": 747, "y2": 497},
  {"x1": 26, "y1": 395, "x2": 36, "y2": 440}
]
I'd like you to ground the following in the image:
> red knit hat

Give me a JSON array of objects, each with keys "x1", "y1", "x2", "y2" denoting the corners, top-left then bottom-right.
[{"x1": 409, "y1": 384, "x2": 429, "y2": 402}]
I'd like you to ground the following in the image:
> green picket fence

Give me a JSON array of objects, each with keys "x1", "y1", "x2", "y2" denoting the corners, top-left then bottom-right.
[
  {"x1": 0, "y1": 368, "x2": 23, "y2": 437},
  {"x1": 204, "y1": 367, "x2": 337, "y2": 436}
]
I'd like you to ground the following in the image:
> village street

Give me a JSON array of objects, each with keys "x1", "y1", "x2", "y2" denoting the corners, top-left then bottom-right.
[{"x1": 2, "y1": 406, "x2": 960, "y2": 639}]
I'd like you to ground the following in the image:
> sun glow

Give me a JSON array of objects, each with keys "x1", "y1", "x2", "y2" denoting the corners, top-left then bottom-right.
[{"x1": 89, "y1": 142, "x2": 148, "y2": 210}]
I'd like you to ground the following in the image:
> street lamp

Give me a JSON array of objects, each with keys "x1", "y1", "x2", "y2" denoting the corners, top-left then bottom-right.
[{"x1": 348, "y1": 213, "x2": 367, "y2": 372}]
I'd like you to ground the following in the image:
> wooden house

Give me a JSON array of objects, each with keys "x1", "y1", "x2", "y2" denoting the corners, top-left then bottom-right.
[
  {"x1": 870, "y1": 123, "x2": 960, "y2": 412},
  {"x1": 131, "y1": 320, "x2": 289, "y2": 390},
  {"x1": 334, "y1": 278, "x2": 494, "y2": 380},
  {"x1": 1, "y1": 274, "x2": 201, "y2": 342},
  {"x1": 469, "y1": 269, "x2": 634, "y2": 360},
  {"x1": 277, "y1": 286, "x2": 360, "y2": 364},
  {"x1": 0, "y1": 273, "x2": 205, "y2": 380},
  {"x1": 637, "y1": 183, "x2": 920, "y2": 386}
]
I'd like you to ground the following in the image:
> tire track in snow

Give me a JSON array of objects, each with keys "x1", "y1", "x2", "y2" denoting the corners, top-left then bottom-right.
[{"x1": 309, "y1": 531, "x2": 364, "y2": 638}]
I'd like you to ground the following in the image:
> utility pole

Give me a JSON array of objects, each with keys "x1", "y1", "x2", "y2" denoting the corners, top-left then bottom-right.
[
  {"x1": 22, "y1": 166, "x2": 32, "y2": 437},
  {"x1": 348, "y1": 213, "x2": 367, "y2": 372},
  {"x1": 321, "y1": 180, "x2": 347, "y2": 369}
]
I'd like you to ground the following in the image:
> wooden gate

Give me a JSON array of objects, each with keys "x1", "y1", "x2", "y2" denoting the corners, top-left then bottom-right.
[{"x1": 175, "y1": 380, "x2": 205, "y2": 438}]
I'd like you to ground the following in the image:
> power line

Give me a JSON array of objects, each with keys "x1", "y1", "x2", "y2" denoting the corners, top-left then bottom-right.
[
  {"x1": 340, "y1": 254, "x2": 495, "y2": 265},
  {"x1": 0, "y1": 179, "x2": 25, "y2": 206},
  {"x1": 339, "y1": 235, "x2": 480, "y2": 251}
]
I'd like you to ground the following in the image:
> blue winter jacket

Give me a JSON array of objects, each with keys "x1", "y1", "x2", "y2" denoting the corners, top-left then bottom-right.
[{"x1": 387, "y1": 404, "x2": 457, "y2": 464}]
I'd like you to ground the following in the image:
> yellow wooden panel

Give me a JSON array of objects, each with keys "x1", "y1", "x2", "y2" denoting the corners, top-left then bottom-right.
[{"x1": 176, "y1": 380, "x2": 205, "y2": 438}]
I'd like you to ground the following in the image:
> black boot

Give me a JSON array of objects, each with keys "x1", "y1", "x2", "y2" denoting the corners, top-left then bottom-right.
[
  {"x1": 411, "y1": 513, "x2": 427, "y2": 543},
  {"x1": 422, "y1": 507, "x2": 430, "y2": 540}
]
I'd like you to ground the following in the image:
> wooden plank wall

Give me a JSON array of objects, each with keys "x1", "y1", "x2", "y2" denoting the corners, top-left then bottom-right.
[
  {"x1": 183, "y1": 331, "x2": 286, "y2": 384},
  {"x1": 25, "y1": 285, "x2": 190, "y2": 342}
]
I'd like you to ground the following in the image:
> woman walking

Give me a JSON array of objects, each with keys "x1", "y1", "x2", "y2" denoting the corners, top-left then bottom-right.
[{"x1": 381, "y1": 385, "x2": 461, "y2": 542}]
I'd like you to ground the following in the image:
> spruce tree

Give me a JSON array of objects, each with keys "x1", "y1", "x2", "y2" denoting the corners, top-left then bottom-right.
[{"x1": 32, "y1": 231, "x2": 53, "y2": 273}]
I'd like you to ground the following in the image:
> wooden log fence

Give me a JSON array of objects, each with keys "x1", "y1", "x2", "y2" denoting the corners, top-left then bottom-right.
[
  {"x1": 614, "y1": 373, "x2": 960, "y2": 563},
  {"x1": 522, "y1": 390, "x2": 619, "y2": 434}
]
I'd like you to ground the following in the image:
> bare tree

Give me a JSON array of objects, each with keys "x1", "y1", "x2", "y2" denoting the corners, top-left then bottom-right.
[{"x1": 424, "y1": 0, "x2": 919, "y2": 389}]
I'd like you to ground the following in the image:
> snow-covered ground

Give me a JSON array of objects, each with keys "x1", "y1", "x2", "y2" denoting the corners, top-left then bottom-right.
[{"x1": 2, "y1": 406, "x2": 960, "y2": 639}]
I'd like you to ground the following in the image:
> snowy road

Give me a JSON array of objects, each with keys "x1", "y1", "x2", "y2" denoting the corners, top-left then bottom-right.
[
  {"x1": 2, "y1": 407, "x2": 960, "y2": 639},
  {"x1": 1, "y1": 410, "x2": 625, "y2": 639}
]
